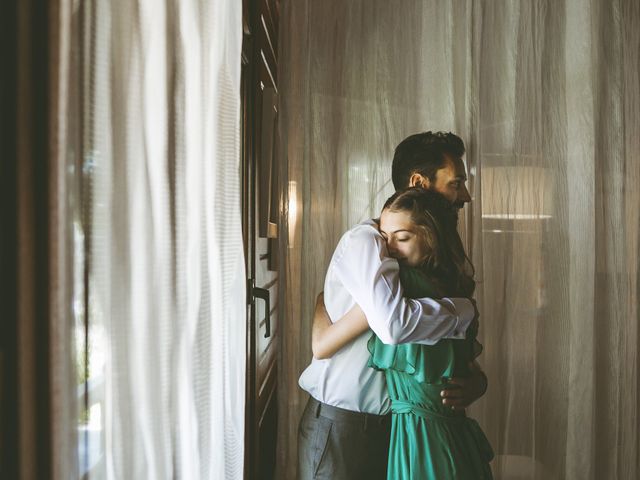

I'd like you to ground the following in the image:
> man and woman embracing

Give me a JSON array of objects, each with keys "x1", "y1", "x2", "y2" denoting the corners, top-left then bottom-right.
[{"x1": 298, "y1": 132, "x2": 494, "y2": 480}]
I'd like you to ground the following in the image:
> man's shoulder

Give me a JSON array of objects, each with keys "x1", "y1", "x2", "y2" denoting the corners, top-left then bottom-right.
[
  {"x1": 338, "y1": 219, "x2": 380, "y2": 243},
  {"x1": 329, "y1": 219, "x2": 383, "y2": 267}
]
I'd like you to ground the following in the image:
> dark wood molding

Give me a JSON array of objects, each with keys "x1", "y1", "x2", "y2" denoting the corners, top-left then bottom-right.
[
  {"x1": 1, "y1": 0, "x2": 73, "y2": 478},
  {"x1": 0, "y1": 0, "x2": 19, "y2": 475},
  {"x1": 15, "y1": 0, "x2": 53, "y2": 476}
]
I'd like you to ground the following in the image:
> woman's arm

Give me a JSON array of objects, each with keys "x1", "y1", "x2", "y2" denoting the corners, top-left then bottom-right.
[{"x1": 311, "y1": 293, "x2": 369, "y2": 359}]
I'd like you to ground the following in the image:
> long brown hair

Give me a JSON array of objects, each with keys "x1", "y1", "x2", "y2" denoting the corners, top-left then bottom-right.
[{"x1": 383, "y1": 187, "x2": 475, "y2": 297}]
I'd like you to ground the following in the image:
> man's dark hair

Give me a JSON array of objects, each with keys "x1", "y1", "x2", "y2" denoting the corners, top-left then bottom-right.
[{"x1": 391, "y1": 131, "x2": 466, "y2": 191}]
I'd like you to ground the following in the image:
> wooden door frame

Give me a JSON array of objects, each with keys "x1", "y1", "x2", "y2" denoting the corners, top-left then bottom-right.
[
  {"x1": 1, "y1": 0, "x2": 75, "y2": 478},
  {"x1": 241, "y1": 0, "x2": 259, "y2": 473}
]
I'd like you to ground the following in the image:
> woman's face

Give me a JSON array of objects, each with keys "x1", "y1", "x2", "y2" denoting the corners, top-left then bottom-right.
[{"x1": 379, "y1": 209, "x2": 430, "y2": 267}]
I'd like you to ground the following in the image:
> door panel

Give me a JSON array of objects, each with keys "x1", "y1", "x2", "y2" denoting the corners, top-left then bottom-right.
[{"x1": 242, "y1": 1, "x2": 280, "y2": 478}]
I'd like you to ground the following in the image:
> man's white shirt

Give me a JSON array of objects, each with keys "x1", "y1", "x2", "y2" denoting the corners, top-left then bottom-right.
[{"x1": 298, "y1": 219, "x2": 475, "y2": 415}]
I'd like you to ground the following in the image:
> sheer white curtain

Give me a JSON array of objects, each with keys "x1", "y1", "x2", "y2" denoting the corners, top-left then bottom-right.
[
  {"x1": 74, "y1": 0, "x2": 245, "y2": 478},
  {"x1": 278, "y1": 1, "x2": 640, "y2": 479}
]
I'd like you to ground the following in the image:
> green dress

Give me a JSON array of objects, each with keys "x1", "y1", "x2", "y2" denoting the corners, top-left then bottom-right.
[{"x1": 368, "y1": 266, "x2": 494, "y2": 480}]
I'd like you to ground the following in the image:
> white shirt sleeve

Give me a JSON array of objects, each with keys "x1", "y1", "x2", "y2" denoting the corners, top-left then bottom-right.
[{"x1": 331, "y1": 223, "x2": 475, "y2": 345}]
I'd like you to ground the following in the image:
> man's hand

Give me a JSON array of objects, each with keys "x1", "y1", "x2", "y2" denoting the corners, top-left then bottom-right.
[{"x1": 441, "y1": 361, "x2": 488, "y2": 411}]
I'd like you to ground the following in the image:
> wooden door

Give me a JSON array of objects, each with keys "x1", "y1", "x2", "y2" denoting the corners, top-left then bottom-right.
[{"x1": 241, "y1": 1, "x2": 280, "y2": 479}]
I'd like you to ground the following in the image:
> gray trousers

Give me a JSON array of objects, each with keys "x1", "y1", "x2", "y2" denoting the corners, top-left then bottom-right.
[{"x1": 298, "y1": 396, "x2": 391, "y2": 480}]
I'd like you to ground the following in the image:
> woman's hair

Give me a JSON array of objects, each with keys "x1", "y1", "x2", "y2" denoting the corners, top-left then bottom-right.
[{"x1": 383, "y1": 187, "x2": 475, "y2": 297}]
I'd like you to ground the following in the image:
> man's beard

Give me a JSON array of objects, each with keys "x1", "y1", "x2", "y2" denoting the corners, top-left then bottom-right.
[
  {"x1": 423, "y1": 185, "x2": 465, "y2": 221},
  {"x1": 452, "y1": 202, "x2": 465, "y2": 221}
]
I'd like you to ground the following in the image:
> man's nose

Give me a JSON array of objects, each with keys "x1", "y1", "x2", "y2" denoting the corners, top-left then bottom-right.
[{"x1": 459, "y1": 184, "x2": 471, "y2": 203}]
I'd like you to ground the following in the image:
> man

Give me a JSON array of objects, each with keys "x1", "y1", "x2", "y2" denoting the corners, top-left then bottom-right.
[{"x1": 297, "y1": 132, "x2": 487, "y2": 479}]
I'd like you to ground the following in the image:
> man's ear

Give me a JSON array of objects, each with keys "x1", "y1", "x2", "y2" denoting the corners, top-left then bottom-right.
[{"x1": 409, "y1": 173, "x2": 430, "y2": 189}]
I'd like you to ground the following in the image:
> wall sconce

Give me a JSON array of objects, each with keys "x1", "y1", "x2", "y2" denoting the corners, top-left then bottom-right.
[{"x1": 288, "y1": 181, "x2": 298, "y2": 248}]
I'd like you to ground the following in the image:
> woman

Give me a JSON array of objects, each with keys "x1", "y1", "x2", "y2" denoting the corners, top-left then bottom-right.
[{"x1": 313, "y1": 187, "x2": 493, "y2": 479}]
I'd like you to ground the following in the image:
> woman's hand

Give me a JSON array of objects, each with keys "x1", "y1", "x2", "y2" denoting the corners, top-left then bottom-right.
[
  {"x1": 311, "y1": 293, "x2": 333, "y2": 357},
  {"x1": 440, "y1": 361, "x2": 488, "y2": 411}
]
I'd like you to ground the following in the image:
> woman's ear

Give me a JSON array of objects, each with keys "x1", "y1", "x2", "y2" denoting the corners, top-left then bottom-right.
[{"x1": 409, "y1": 173, "x2": 430, "y2": 189}]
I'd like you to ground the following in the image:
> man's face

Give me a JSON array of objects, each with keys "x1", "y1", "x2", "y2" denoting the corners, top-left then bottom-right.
[
  {"x1": 431, "y1": 155, "x2": 471, "y2": 208},
  {"x1": 411, "y1": 155, "x2": 471, "y2": 209}
]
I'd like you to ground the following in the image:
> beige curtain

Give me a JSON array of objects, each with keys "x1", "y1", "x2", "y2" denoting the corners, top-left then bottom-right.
[{"x1": 278, "y1": 1, "x2": 640, "y2": 479}]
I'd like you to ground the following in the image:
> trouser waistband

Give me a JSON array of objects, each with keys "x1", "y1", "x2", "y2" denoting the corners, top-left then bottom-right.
[{"x1": 307, "y1": 397, "x2": 390, "y2": 428}]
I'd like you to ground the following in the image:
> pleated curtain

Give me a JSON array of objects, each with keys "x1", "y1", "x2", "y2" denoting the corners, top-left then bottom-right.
[{"x1": 73, "y1": 0, "x2": 245, "y2": 478}]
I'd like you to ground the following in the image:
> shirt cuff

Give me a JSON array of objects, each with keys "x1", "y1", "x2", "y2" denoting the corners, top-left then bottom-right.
[{"x1": 443, "y1": 297, "x2": 475, "y2": 339}]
